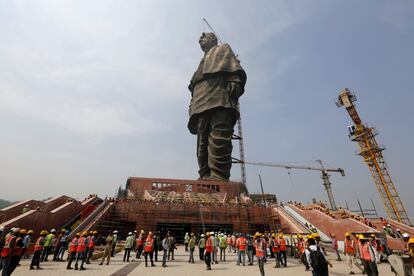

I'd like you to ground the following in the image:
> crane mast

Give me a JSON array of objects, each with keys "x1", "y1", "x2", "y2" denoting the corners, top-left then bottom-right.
[{"x1": 336, "y1": 88, "x2": 411, "y2": 225}]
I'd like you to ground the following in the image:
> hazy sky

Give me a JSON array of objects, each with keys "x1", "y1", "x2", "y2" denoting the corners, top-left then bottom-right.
[{"x1": 1, "y1": 1, "x2": 413, "y2": 220}]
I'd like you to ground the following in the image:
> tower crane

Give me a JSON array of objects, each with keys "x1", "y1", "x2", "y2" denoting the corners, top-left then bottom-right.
[
  {"x1": 336, "y1": 88, "x2": 411, "y2": 225},
  {"x1": 233, "y1": 158, "x2": 344, "y2": 210}
]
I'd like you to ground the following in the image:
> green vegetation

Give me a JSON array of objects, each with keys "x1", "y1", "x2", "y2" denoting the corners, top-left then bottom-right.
[{"x1": 0, "y1": 198, "x2": 14, "y2": 209}]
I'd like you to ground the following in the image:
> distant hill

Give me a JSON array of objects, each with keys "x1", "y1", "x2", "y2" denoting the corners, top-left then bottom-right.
[{"x1": 0, "y1": 199, "x2": 14, "y2": 209}]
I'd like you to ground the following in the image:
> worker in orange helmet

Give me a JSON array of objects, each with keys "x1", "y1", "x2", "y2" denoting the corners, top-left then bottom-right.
[
  {"x1": 143, "y1": 231, "x2": 155, "y2": 267},
  {"x1": 66, "y1": 232, "x2": 80, "y2": 270}
]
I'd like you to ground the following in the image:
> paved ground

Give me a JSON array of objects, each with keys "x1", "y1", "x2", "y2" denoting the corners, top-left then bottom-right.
[{"x1": 13, "y1": 246, "x2": 396, "y2": 276}]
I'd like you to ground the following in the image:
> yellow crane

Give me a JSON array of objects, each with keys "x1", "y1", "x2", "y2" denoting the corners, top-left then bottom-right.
[{"x1": 336, "y1": 88, "x2": 411, "y2": 225}]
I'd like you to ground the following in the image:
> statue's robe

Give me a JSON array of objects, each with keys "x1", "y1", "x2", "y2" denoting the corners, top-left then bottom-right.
[{"x1": 188, "y1": 44, "x2": 247, "y2": 134}]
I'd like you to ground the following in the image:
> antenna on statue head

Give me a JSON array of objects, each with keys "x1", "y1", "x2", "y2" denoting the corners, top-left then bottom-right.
[{"x1": 203, "y1": 18, "x2": 223, "y2": 44}]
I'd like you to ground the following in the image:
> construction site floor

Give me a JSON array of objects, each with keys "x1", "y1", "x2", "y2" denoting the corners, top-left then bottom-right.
[{"x1": 14, "y1": 246, "x2": 396, "y2": 276}]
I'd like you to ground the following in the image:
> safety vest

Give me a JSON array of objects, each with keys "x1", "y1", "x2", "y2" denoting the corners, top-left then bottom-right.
[
  {"x1": 144, "y1": 237, "x2": 154, "y2": 252},
  {"x1": 12, "y1": 237, "x2": 23, "y2": 256},
  {"x1": 205, "y1": 237, "x2": 213, "y2": 253},
  {"x1": 88, "y1": 237, "x2": 95, "y2": 249},
  {"x1": 272, "y1": 239, "x2": 279, "y2": 253},
  {"x1": 297, "y1": 240, "x2": 305, "y2": 254},
  {"x1": 255, "y1": 240, "x2": 265, "y2": 257},
  {"x1": 226, "y1": 237, "x2": 232, "y2": 245},
  {"x1": 137, "y1": 238, "x2": 144, "y2": 247},
  {"x1": 345, "y1": 239, "x2": 355, "y2": 255},
  {"x1": 77, "y1": 237, "x2": 86, "y2": 252},
  {"x1": 360, "y1": 243, "x2": 372, "y2": 262},
  {"x1": 279, "y1": 238, "x2": 286, "y2": 251},
  {"x1": 34, "y1": 237, "x2": 44, "y2": 252},
  {"x1": 237, "y1": 237, "x2": 247, "y2": 251},
  {"x1": 69, "y1": 237, "x2": 78, "y2": 253},
  {"x1": 1, "y1": 235, "x2": 16, "y2": 257}
]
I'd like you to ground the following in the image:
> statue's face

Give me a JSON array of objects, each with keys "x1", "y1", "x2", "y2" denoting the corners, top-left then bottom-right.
[{"x1": 199, "y1": 32, "x2": 218, "y2": 52}]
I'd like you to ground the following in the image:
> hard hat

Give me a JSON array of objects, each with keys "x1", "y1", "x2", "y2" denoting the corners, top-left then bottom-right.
[
  {"x1": 50, "y1": 229, "x2": 56, "y2": 233},
  {"x1": 396, "y1": 228, "x2": 401, "y2": 232},
  {"x1": 255, "y1": 232, "x2": 262, "y2": 237},
  {"x1": 76, "y1": 232, "x2": 81, "y2": 237},
  {"x1": 201, "y1": 234, "x2": 205, "y2": 237},
  {"x1": 25, "y1": 204, "x2": 29, "y2": 207},
  {"x1": 297, "y1": 234, "x2": 302, "y2": 239},
  {"x1": 82, "y1": 231, "x2": 88, "y2": 236},
  {"x1": 278, "y1": 234, "x2": 283, "y2": 238},
  {"x1": 28, "y1": 230, "x2": 34, "y2": 234},
  {"x1": 113, "y1": 230, "x2": 118, "y2": 234},
  {"x1": 370, "y1": 234, "x2": 376, "y2": 238},
  {"x1": 408, "y1": 237, "x2": 414, "y2": 244},
  {"x1": 89, "y1": 231, "x2": 94, "y2": 234},
  {"x1": 359, "y1": 234, "x2": 367, "y2": 240},
  {"x1": 402, "y1": 233, "x2": 410, "y2": 239},
  {"x1": 20, "y1": 229, "x2": 27, "y2": 234},
  {"x1": 206, "y1": 232, "x2": 211, "y2": 236},
  {"x1": 93, "y1": 231, "x2": 98, "y2": 234},
  {"x1": 134, "y1": 230, "x2": 137, "y2": 233},
  {"x1": 345, "y1": 232, "x2": 351, "y2": 237},
  {"x1": 307, "y1": 234, "x2": 313, "y2": 239},
  {"x1": 0, "y1": 226, "x2": 4, "y2": 232},
  {"x1": 128, "y1": 232, "x2": 132, "y2": 235},
  {"x1": 13, "y1": 228, "x2": 21, "y2": 234}
]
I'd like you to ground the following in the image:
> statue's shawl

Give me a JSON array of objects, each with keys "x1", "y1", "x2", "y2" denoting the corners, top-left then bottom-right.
[{"x1": 189, "y1": 43, "x2": 246, "y2": 91}]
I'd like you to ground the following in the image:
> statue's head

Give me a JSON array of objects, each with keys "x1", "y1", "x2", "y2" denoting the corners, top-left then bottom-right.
[{"x1": 199, "y1": 32, "x2": 218, "y2": 53}]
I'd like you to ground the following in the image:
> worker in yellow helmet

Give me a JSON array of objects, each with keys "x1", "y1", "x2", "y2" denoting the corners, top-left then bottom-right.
[
  {"x1": 254, "y1": 232, "x2": 266, "y2": 276},
  {"x1": 344, "y1": 232, "x2": 357, "y2": 275},
  {"x1": 358, "y1": 234, "x2": 378, "y2": 276},
  {"x1": 407, "y1": 237, "x2": 414, "y2": 258},
  {"x1": 278, "y1": 233, "x2": 287, "y2": 267}
]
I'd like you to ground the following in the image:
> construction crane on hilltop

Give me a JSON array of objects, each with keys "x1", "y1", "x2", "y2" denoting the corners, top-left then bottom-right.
[
  {"x1": 233, "y1": 158, "x2": 344, "y2": 211},
  {"x1": 336, "y1": 88, "x2": 411, "y2": 226}
]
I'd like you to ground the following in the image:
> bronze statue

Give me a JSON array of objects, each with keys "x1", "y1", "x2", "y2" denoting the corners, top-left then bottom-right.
[{"x1": 188, "y1": 32, "x2": 246, "y2": 181}]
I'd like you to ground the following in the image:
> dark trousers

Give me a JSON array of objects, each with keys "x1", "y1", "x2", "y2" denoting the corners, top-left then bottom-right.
[
  {"x1": 205, "y1": 252, "x2": 212, "y2": 269},
  {"x1": 123, "y1": 248, "x2": 131, "y2": 262},
  {"x1": 162, "y1": 249, "x2": 167, "y2": 266},
  {"x1": 53, "y1": 246, "x2": 61, "y2": 261},
  {"x1": 30, "y1": 251, "x2": 42, "y2": 269},
  {"x1": 168, "y1": 248, "x2": 174, "y2": 260},
  {"x1": 41, "y1": 246, "x2": 52, "y2": 262},
  {"x1": 75, "y1": 252, "x2": 85, "y2": 269},
  {"x1": 300, "y1": 252, "x2": 309, "y2": 269},
  {"x1": 362, "y1": 260, "x2": 378, "y2": 276},
  {"x1": 86, "y1": 247, "x2": 94, "y2": 264},
  {"x1": 258, "y1": 258, "x2": 265, "y2": 276},
  {"x1": 274, "y1": 251, "x2": 280, "y2": 267},
  {"x1": 219, "y1": 248, "x2": 226, "y2": 261},
  {"x1": 199, "y1": 247, "x2": 205, "y2": 260},
  {"x1": 136, "y1": 246, "x2": 143, "y2": 259},
  {"x1": 278, "y1": 250, "x2": 287, "y2": 266},
  {"x1": 269, "y1": 247, "x2": 274, "y2": 258},
  {"x1": 144, "y1": 251, "x2": 154, "y2": 266},
  {"x1": 154, "y1": 247, "x2": 158, "y2": 261},
  {"x1": 312, "y1": 268, "x2": 329, "y2": 276},
  {"x1": 66, "y1": 252, "x2": 76, "y2": 269},
  {"x1": 196, "y1": 108, "x2": 236, "y2": 180},
  {"x1": 9, "y1": 256, "x2": 21, "y2": 274},
  {"x1": 111, "y1": 243, "x2": 116, "y2": 257},
  {"x1": 1, "y1": 257, "x2": 12, "y2": 276},
  {"x1": 185, "y1": 243, "x2": 188, "y2": 252}
]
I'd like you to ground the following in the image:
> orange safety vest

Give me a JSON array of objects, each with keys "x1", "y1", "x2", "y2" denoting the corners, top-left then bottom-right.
[
  {"x1": 77, "y1": 237, "x2": 86, "y2": 252},
  {"x1": 12, "y1": 237, "x2": 23, "y2": 256},
  {"x1": 279, "y1": 238, "x2": 286, "y2": 251},
  {"x1": 226, "y1": 237, "x2": 232, "y2": 245},
  {"x1": 272, "y1": 239, "x2": 279, "y2": 253},
  {"x1": 205, "y1": 237, "x2": 213, "y2": 253},
  {"x1": 1, "y1": 235, "x2": 16, "y2": 257},
  {"x1": 255, "y1": 240, "x2": 265, "y2": 257},
  {"x1": 345, "y1": 239, "x2": 355, "y2": 255},
  {"x1": 144, "y1": 237, "x2": 154, "y2": 252},
  {"x1": 297, "y1": 240, "x2": 305, "y2": 254},
  {"x1": 360, "y1": 243, "x2": 372, "y2": 262},
  {"x1": 34, "y1": 237, "x2": 44, "y2": 252},
  {"x1": 238, "y1": 237, "x2": 247, "y2": 251},
  {"x1": 88, "y1": 237, "x2": 95, "y2": 249},
  {"x1": 69, "y1": 237, "x2": 78, "y2": 253},
  {"x1": 137, "y1": 238, "x2": 144, "y2": 247}
]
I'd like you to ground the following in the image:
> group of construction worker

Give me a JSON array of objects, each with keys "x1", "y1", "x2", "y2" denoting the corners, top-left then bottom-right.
[{"x1": 66, "y1": 230, "x2": 98, "y2": 270}]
